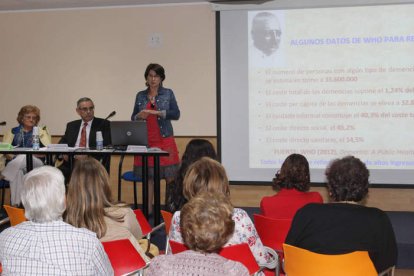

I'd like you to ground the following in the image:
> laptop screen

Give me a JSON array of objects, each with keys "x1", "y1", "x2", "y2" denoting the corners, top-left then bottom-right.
[{"x1": 110, "y1": 121, "x2": 148, "y2": 148}]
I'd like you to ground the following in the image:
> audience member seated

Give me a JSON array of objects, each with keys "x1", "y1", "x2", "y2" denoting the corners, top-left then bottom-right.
[
  {"x1": 285, "y1": 156, "x2": 398, "y2": 273},
  {"x1": 166, "y1": 138, "x2": 217, "y2": 212},
  {"x1": 147, "y1": 192, "x2": 249, "y2": 275},
  {"x1": 169, "y1": 157, "x2": 272, "y2": 267},
  {"x1": 0, "y1": 166, "x2": 112, "y2": 275},
  {"x1": 0, "y1": 105, "x2": 51, "y2": 205},
  {"x1": 260, "y1": 153, "x2": 323, "y2": 219},
  {"x1": 65, "y1": 157, "x2": 151, "y2": 262}
]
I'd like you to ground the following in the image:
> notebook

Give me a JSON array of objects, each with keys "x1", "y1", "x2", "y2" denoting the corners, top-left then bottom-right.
[{"x1": 110, "y1": 121, "x2": 148, "y2": 149}]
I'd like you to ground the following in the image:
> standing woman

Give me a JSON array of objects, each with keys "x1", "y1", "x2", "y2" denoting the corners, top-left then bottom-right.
[
  {"x1": 0, "y1": 105, "x2": 51, "y2": 205},
  {"x1": 131, "y1": 63, "x2": 180, "y2": 212}
]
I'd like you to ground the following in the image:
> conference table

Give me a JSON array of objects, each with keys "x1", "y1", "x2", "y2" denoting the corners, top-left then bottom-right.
[{"x1": 0, "y1": 147, "x2": 169, "y2": 225}]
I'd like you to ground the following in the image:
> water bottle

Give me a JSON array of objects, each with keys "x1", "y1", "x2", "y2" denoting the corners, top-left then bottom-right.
[
  {"x1": 32, "y1": 126, "x2": 40, "y2": 150},
  {"x1": 96, "y1": 131, "x2": 104, "y2": 151}
]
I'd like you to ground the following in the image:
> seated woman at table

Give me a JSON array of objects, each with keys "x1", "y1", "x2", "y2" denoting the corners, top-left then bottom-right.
[
  {"x1": 0, "y1": 105, "x2": 51, "y2": 205},
  {"x1": 166, "y1": 138, "x2": 217, "y2": 213},
  {"x1": 169, "y1": 157, "x2": 272, "y2": 267},
  {"x1": 147, "y1": 191, "x2": 249, "y2": 276},
  {"x1": 65, "y1": 157, "x2": 150, "y2": 261},
  {"x1": 260, "y1": 153, "x2": 323, "y2": 219}
]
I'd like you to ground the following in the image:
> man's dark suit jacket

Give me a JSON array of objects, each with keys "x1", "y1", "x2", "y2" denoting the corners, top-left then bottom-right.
[
  {"x1": 59, "y1": 117, "x2": 111, "y2": 147},
  {"x1": 57, "y1": 117, "x2": 112, "y2": 180}
]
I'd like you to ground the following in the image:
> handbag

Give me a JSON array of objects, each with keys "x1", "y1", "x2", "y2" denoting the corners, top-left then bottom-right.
[{"x1": 138, "y1": 239, "x2": 159, "y2": 259}]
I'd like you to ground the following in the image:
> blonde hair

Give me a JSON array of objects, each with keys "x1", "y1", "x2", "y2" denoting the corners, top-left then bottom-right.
[
  {"x1": 183, "y1": 157, "x2": 230, "y2": 201},
  {"x1": 65, "y1": 158, "x2": 123, "y2": 238}
]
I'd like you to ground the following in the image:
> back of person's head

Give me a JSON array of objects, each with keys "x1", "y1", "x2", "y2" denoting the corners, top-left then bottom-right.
[
  {"x1": 176, "y1": 139, "x2": 217, "y2": 183},
  {"x1": 273, "y1": 153, "x2": 310, "y2": 191},
  {"x1": 326, "y1": 156, "x2": 369, "y2": 202},
  {"x1": 182, "y1": 139, "x2": 217, "y2": 163},
  {"x1": 21, "y1": 166, "x2": 65, "y2": 223},
  {"x1": 183, "y1": 157, "x2": 230, "y2": 201},
  {"x1": 65, "y1": 157, "x2": 113, "y2": 237},
  {"x1": 180, "y1": 192, "x2": 235, "y2": 253},
  {"x1": 170, "y1": 139, "x2": 217, "y2": 212}
]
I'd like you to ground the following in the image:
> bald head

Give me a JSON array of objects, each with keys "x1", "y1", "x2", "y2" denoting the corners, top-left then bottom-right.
[{"x1": 251, "y1": 12, "x2": 281, "y2": 56}]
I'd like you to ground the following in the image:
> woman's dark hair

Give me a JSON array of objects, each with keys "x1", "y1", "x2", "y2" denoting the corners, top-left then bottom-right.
[
  {"x1": 167, "y1": 139, "x2": 217, "y2": 212},
  {"x1": 144, "y1": 63, "x2": 165, "y2": 86},
  {"x1": 273, "y1": 153, "x2": 310, "y2": 192},
  {"x1": 325, "y1": 156, "x2": 369, "y2": 202}
]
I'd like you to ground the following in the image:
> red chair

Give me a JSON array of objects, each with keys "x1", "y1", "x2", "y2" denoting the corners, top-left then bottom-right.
[
  {"x1": 160, "y1": 210, "x2": 173, "y2": 234},
  {"x1": 169, "y1": 240, "x2": 261, "y2": 275},
  {"x1": 254, "y1": 214, "x2": 292, "y2": 276},
  {"x1": 169, "y1": 240, "x2": 189, "y2": 254},
  {"x1": 133, "y1": 209, "x2": 153, "y2": 238},
  {"x1": 133, "y1": 209, "x2": 164, "y2": 238},
  {"x1": 254, "y1": 214, "x2": 292, "y2": 252},
  {"x1": 160, "y1": 210, "x2": 174, "y2": 254},
  {"x1": 220, "y1": 243, "x2": 261, "y2": 275},
  {"x1": 102, "y1": 239, "x2": 148, "y2": 276}
]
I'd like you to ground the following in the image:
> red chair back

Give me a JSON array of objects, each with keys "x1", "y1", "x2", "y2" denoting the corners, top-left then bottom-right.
[
  {"x1": 102, "y1": 239, "x2": 147, "y2": 276},
  {"x1": 169, "y1": 240, "x2": 189, "y2": 254},
  {"x1": 219, "y1": 243, "x2": 260, "y2": 275},
  {"x1": 169, "y1": 241, "x2": 259, "y2": 275},
  {"x1": 160, "y1": 210, "x2": 173, "y2": 234},
  {"x1": 134, "y1": 209, "x2": 152, "y2": 237},
  {"x1": 254, "y1": 214, "x2": 292, "y2": 251}
]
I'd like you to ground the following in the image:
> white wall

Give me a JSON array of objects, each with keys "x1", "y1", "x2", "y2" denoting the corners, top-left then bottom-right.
[{"x1": 0, "y1": 3, "x2": 216, "y2": 136}]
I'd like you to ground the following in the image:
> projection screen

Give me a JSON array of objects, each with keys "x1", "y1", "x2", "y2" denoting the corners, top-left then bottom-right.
[{"x1": 218, "y1": 2, "x2": 414, "y2": 185}]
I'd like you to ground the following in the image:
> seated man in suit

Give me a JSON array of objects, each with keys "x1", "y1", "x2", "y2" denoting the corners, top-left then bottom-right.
[{"x1": 57, "y1": 97, "x2": 111, "y2": 181}]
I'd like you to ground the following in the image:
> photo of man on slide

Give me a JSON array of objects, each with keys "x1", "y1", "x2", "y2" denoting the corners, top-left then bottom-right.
[{"x1": 249, "y1": 11, "x2": 284, "y2": 67}]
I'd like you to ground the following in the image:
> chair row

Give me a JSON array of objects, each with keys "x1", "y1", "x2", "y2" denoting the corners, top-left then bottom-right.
[
  {"x1": 160, "y1": 210, "x2": 279, "y2": 276},
  {"x1": 253, "y1": 213, "x2": 395, "y2": 276},
  {"x1": 1, "y1": 205, "x2": 160, "y2": 276},
  {"x1": 2, "y1": 205, "x2": 395, "y2": 276}
]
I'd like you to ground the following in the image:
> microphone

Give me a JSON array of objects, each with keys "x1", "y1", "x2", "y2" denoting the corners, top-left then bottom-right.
[
  {"x1": 105, "y1": 111, "x2": 116, "y2": 121},
  {"x1": 97, "y1": 111, "x2": 116, "y2": 148},
  {"x1": 0, "y1": 121, "x2": 6, "y2": 126}
]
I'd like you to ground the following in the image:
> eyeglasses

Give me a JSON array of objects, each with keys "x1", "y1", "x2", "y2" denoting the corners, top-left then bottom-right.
[
  {"x1": 79, "y1": 106, "x2": 95, "y2": 112},
  {"x1": 24, "y1": 115, "x2": 37, "y2": 120}
]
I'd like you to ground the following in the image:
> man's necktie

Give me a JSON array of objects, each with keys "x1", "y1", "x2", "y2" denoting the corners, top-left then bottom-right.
[{"x1": 79, "y1": 122, "x2": 87, "y2": 147}]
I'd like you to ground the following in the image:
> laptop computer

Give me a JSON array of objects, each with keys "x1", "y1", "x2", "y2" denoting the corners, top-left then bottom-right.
[{"x1": 110, "y1": 121, "x2": 148, "y2": 149}]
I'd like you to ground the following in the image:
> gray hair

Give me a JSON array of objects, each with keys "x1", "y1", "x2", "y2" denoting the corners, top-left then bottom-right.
[
  {"x1": 21, "y1": 166, "x2": 66, "y2": 223},
  {"x1": 76, "y1": 97, "x2": 93, "y2": 107}
]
